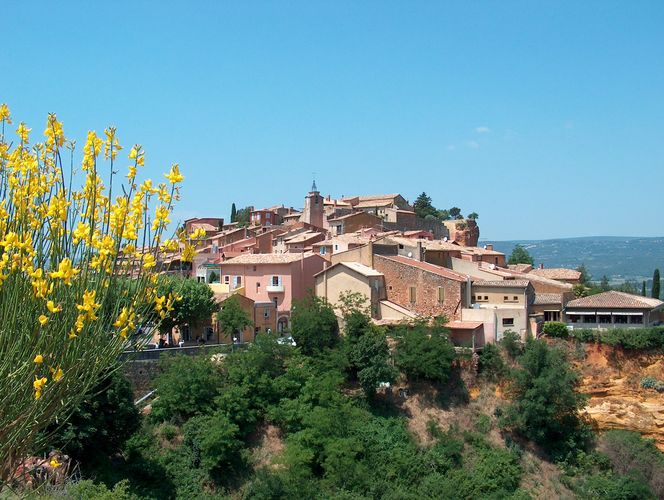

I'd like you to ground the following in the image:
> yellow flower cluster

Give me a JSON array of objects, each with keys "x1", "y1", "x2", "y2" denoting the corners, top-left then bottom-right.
[{"x1": 0, "y1": 104, "x2": 185, "y2": 408}]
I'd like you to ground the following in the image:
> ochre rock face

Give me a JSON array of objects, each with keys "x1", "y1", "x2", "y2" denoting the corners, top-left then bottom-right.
[
  {"x1": 450, "y1": 219, "x2": 480, "y2": 247},
  {"x1": 576, "y1": 343, "x2": 664, "y2": 451}
]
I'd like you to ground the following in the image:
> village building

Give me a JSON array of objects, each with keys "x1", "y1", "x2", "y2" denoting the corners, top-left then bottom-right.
[
  {"x1": 564, "y1": 291, "x2": 664, "y2": 329},
  {"x1": 529, "y1": 265, "x2": 582, "y2": 284},
  {"x1": 462, "y1": 280, "x2": 535, "y2": 342},
  {"x1": 220, "y1": 252, "x2": 327, "y2": 332}
]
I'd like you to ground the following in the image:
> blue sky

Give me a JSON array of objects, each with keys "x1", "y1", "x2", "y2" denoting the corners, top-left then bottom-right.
[{"x1": 2, "y1": 1, "x2": 663, "y2": 240}]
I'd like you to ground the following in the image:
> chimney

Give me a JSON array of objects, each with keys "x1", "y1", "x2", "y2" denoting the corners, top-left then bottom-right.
[
  {"x1": 539, "y1": 263, "x2": 544, "y2": 269},
  {"x1": 486, "y1": 244, "x2": 493, "y2": 251}
]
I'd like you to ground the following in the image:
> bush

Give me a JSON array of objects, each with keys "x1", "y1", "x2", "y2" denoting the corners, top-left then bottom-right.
[
  {"x1": 501, "y1": 340, "x2": 592, "y2": 458},
  {"x1": 40, "y1": 370, "x2": 140, "y2": 463},
  {"x1": 65, "y1": 479, "x2": 134, "y2": 499},
  {"x1": 0, "y1": 105, "x2": 181, "y2": 473},
  {"x1": 183, "y1": 412, "x2": 244, "y2": 475},
  {"x1": 478, "y1": 343, "x2": 506, "y2": 382},
  {"x1": 395, "y1": 327, "x2": 455, "y2": 383},
  {"x1": 500, "y1": 330, "x2": 523, "y2": 359},
  {"x1": 601, "y1": 430, "x2": 664, "y2": 498},
  {"x1": 542, "y1": 321, "x2": 569, "y2": 339},
  {"x1": 151, "y1": 355, "x2": 220, "y2": 423},
  {"x1": 291, "y1": 295, "x2": 339, "y2": 355}
]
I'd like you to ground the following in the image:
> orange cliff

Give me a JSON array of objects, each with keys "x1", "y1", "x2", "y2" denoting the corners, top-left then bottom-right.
[{"x1": 575, "y1": 343, "x2": 664, "y2": 451}]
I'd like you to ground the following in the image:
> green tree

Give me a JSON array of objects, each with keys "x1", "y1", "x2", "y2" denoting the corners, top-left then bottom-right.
[
  {"x1": 291, "y1": 295, "x2": 339, "y2": 355},
  {"x1": 642, "y1": 280, "x2": 647, "y2": 297},
  {"x1": 501, "y1": 340, "x2": 591, "y2": 457},
  {"x1": 448, "y1": 207, "x2": 462, "y2": 220},
  {"x1": 156, "y1": 276, "x2": 217, "y2": 334},
  {"x1": 507, "y1": 244, "x2": 534, "y2": 266},
  {"x1": 413, "y1": 192, "x2": 438, "y2": 219},
  {"x1": 395, "y1": 319, "x2": 455, "y2": 383},
  {"x1": 218, "y1": 295, "x2": 252, "y2": 340},
  {"x1": 600, "y1": 275, "x2": 611, "y2": 291},
  {"x1": 230, "y1": 202, "x2": 237, "y2": 223},
  {"x1": 151, "y1": 355, "x2": 220, "y2": 423},
  {"x1": 40, "y1": 370, "x2": 140, "y2": 464},
  {"x1": 183, "y1": 411, "x2": 244, "y2": 475},
  {"x1": 437, "y1": 209, "x2": 451, "y2": 221},
  {"x1": 235, "y1": 206, "x2": 252, "y2": 226},
  {"x1": 652, "y1": 269, "x2": 660, "y2": 299},
  {"x1": 576, "y1": 264, "x2": 591, "y2": 286},
  {"x1": 467, "y1": 212, "x2": 479, "y2": 220},
  {"x1": 208, "y1": 270, "x2": 219, "y2": 283},
  {"x1": 542, "y1": 321, "x2": 569, "y2": 339}
]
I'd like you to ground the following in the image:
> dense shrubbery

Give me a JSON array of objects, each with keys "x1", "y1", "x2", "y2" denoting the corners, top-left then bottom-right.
[
  {"x1": 542, "y1": 321, "x2": 570, "y2": 338},
  {"x1": 30, "y1": 298, "x2": 664, "y2": 498},
  {"x1": 501, "y1": 339, "x2": 593, "y2": 459},
  {"x1": 393, "y1": 318, "x2": 455, "y2": 383},
  {"x1": 570, "y1": 326, "x2": 664, "y2": 349}
]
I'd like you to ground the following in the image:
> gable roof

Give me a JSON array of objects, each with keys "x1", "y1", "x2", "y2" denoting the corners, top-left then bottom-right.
[
  {"x1": 530, "y1": 268, "x2": 581, "y2": 280},
  {"x1": 379, "y1": 255, "x2": 468, "y2": 282},
  {"x1": 224, "y1": 253, "x2": 318, "y2": 265},
  {"x1": 473, "y1": 280, "x2": 530, "y2": 288},
  {"x1": 314, "y1": 261, "x2": 383, "y2": 278},
  {"x1": 533, "y1": 293, "x2": 564, "y2": 305},
  {"x1": 566, "y1": 291, "x2": 664, "y2": 310}
]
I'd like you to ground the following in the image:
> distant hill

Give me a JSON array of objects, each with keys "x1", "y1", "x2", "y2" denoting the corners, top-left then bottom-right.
[{"x1": 483, "y1": 236, "x2": 664, "y2": 284}]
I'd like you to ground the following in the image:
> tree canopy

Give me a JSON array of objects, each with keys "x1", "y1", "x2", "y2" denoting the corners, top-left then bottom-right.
[
  {"x1": 217, "y1": 295, "x2": 253, "y2": 340},
  {"x1": 507, "y1": 244, "x2": 534, "y2": 266},
  {"x1": 290, "y1": 295, "x2": 339, "y2": 355},
  {"x1": 652, "y1": 269, "x2": 660, "y2": 299},
  {"x1": 156, "y1": 276, "x2": 217, "y2": 333}
]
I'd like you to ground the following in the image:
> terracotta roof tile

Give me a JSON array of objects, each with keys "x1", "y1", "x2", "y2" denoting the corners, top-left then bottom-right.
[
  {"x1": 224, "y1": 253, "x2": 317, "y2": 265},
  {"x1": 380, "y1": 255, "x2": 468, "y2": 282},
  {"x1": 566, "y1": 291, "x2": 664, "y2": 310},
  {"x1": 530, "y1": 268, "x2": 581, "y2": 280},
  {"x1": 473, "y1": 280, "x2": 530, "y2": 288},
  {"x1": 533, "y1": 293, "x2": 564, "y2": 305}
]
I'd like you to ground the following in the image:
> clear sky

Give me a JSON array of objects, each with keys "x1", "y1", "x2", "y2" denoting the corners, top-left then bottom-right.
[{"x1": 2, "y1": 1, "x2": 663, "y2": 240}]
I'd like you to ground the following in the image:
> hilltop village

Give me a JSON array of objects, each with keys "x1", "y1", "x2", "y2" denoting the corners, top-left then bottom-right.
[{"x1": 156, "y1": 183, "x2": 664, "y2": 347}]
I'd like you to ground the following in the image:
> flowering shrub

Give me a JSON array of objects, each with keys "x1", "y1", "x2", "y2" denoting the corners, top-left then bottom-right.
[{"x1": 0, "y1": 104, "x2": 184, "y2": 477}]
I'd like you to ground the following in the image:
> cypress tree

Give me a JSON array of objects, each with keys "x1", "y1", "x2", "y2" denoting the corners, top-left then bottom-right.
[
  {"x1": 642, "y1": 281, "x2": 647, "y2": 297},
  {"x1": 652, "y1": 269, "x2": 661, "y2": 299},
  {"x1": 230, "y1": 203, "x2": 237, "y2": 223}
]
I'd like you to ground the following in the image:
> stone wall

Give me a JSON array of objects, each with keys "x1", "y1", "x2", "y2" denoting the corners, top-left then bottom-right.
[
  {"x1": 374, "y1": 255, "x2": 465, "y2": 320},
  {"x1": 123, "y1": 360, "x2": 162, "y2": 399}
]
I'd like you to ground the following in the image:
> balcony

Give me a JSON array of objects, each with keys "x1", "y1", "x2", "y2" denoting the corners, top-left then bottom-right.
[{"x1": 266, "y1": 284, "x2": 285, "y2": 293}]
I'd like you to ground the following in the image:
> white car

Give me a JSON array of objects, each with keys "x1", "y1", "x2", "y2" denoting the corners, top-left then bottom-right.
[{"x1": 276, "y1": 336, "x2": 297, "y2": 347}]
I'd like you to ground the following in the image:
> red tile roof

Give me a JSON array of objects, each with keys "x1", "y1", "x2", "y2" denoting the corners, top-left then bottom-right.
[
  {"x1": 566, "y1": 291, "x2": 664, "y2": 310},
  {"x1": 530, "y1": 268, "x2": 581, "y2": 280},
  {"x1": 380, "y1": 255, "x2": 468, "y2": 282}
]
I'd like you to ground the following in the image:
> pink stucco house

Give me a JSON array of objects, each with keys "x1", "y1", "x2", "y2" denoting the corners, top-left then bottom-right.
[{"x1": 220, "y1": 252, "x2": 327, "y2": 332}]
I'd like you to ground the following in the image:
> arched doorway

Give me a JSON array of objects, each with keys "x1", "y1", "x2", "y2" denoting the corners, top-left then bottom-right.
[{"x1": 277, "y1": 316, "x2": 289, "y2": 333}]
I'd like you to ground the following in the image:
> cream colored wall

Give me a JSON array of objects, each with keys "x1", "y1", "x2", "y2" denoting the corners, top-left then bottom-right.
[
  {"x1": 450, "y1": 258, "x2": 499, "y2": 279},
  {"x1": 314, "y1": 265, "x2": 372, "y2": 311},
  {"x1": 330, "y1": 243, "x2": 373, "y2": 267},
  {"x1": 472, "y1": 287, "x2": 526, "y2": 306}
]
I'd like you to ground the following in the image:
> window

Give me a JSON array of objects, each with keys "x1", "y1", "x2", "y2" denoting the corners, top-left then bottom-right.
[
  {"x1": 513, "y1": 296, "x2": 518, "y2": 301},
  {"x1": 334, "y1": 244, "x2": 339, "y2": 251},
  {"x1": 409, "y1": 286, "x2": 416, "y2": 304},
  {"x1": 264, "y1": 308, "x2": 270, "y2": 319},
  {"x1": 437, "y1": 287, "x2": 445, "y2": 304},
  {"x1": 256, "y1": 282, "x2": 260, "y2": 292},
  {"x1": 224, "y1": 275, "x2": 230, "y2": 284},
  {"x1": 504, "y1": 296, "x2": 508, "y2": 301},
  {"x1": 336, "y1": 225, "x2": 342, "y2": 234},
  {"x1": 398, "y1": 244, "x2": 404, "y2": 249},
  {"x1": 502, "y1": 318, "x2": 514, "y2": 327},
  {"x1": 630, "y1": 315, "x2": 643, "y2": 324},
  {"x1": 320, "y1": 246, "x2": 327, "y2": 255},
  {"x1": 253, "y1": 266, "x2": 257, "y2": 271},
  {"x1": 484, "y1": 296, "x2": 488, "y2": 301},
  {"x1": 271, "y1": 276, "x2": 280, "y2": 286}
]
